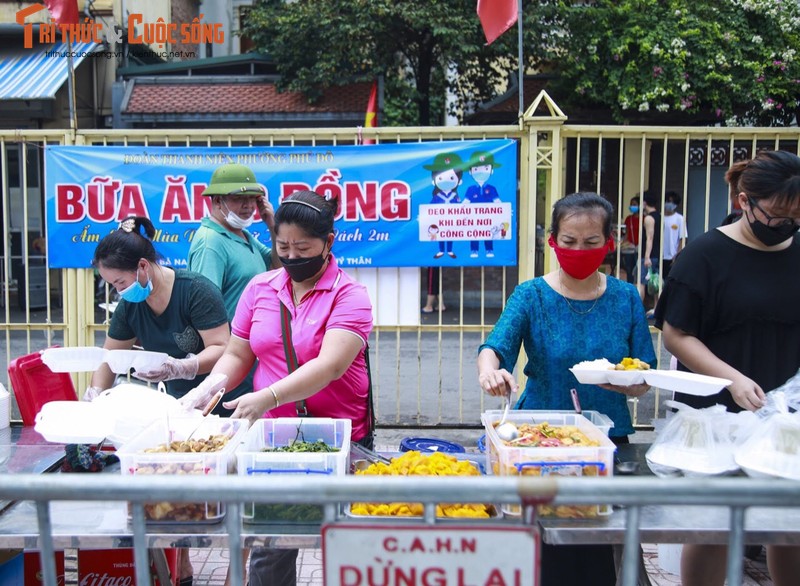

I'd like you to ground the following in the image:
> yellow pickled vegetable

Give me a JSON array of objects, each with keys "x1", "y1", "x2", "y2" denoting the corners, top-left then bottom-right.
[
  {"x1": 350, "y1": 451, "x2": 491, "y2": 518},
  {"x1": 611, "y1": 357, "x2": 650, "y2": 371}
]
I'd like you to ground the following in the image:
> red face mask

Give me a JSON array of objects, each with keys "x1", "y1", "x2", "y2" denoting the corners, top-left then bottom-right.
[{"x1": 548, "y1": 234, "x2": 615, "y2": 280}]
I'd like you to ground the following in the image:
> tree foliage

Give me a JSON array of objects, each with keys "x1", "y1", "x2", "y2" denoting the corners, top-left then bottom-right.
[
  {"x1": 241, "y1": 0, "x2": 540, "y2": 126},
  {"x1": 552, "y1": 0, "x2": 800, "y2": 125},
  {"x1": 242, "y1": 0, "x2": 800, "y2": 127}
]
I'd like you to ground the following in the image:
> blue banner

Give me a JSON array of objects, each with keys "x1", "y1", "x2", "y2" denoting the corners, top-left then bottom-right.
[{"x1": 44, "y1": 141, "x2": 517, "y2": 268}]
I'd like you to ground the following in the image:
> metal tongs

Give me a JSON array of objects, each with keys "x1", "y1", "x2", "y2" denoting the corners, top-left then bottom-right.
[{"x1": 351, "y1": 442, "x2": 392, "y2": 466}]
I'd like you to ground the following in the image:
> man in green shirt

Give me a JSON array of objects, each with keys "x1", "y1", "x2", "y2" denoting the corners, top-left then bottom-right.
[{"x1": 188, "y1": 163, "x2": 276, "y2": 413}]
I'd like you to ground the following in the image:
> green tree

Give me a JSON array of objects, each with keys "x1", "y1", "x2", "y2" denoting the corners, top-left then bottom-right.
[
  {"x1": 242, "y1": 0, "x2": 798, "y2": 127},
  {"x1": 551, "y1": 0, "x2": 800, "y2": 125},
  {"x1": 240, "y1": 0, "x2": 536, "y2": 126}
]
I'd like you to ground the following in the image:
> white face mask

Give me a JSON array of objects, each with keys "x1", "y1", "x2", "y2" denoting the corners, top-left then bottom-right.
[{"x1": 222, "y1": 201, "x2": 255, "y2": 230}]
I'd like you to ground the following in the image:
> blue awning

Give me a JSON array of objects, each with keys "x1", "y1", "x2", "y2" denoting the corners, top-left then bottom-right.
[{"x1": 0, "y1": 41, "x2": 100, "y2": 100}]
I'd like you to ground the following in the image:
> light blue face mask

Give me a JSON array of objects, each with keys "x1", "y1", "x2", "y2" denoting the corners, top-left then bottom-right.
[
  {"x1": 436, "y1": 178, "x2": 459, "y2": 193},
  {"x1": 629, "y1": 205, "x2": 639, "y2": 213},
  {"x1": 119, "y1": 268, "x2": 152, "y2": 303},
  {"x1": 471, "y1": 170, "x2": 492, "y2": 184},
  {"x1": 664, "y1": 202, "x2": 678, "y2": 213}
]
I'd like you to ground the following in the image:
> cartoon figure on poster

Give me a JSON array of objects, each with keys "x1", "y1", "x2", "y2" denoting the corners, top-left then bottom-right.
[
  {"x1": 464, "y1": 151, "x2": 502, "y2": 258},
  {"x1": 424, "y1": 153, "x2": 463, "y2": 259}
]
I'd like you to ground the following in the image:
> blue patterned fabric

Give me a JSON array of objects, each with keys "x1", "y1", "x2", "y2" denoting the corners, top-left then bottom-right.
[{"x1": 480, "y1": 276, "x2": 656, "y2": 436}]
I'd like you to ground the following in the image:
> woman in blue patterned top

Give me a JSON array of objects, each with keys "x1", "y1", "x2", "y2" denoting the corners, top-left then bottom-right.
[
  {"x1": 479, "y1": 192, "x2": 656, "y2": 438},
  {"x1": 478, "y1": 192, "x2": 656, "y2": 585}
]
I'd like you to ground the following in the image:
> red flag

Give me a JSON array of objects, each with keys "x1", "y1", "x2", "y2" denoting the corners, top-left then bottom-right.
[
  {"x1": 477, "y1": 0, "x2": 518, "y2": 45},
  {"x1": 362, "y1": 81, "x2": 378, "y2": 145},
  {"x1": 44, "y1": 0, "x2": 79, "y2": 25}
]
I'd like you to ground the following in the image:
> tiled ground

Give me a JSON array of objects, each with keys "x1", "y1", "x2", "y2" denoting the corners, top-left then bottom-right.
[{"x1": 190, "y1": 544, "x2": 773, "y2": 586}]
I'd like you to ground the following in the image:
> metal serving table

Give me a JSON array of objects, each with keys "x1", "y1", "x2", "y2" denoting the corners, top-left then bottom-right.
[
  {"x1": 0, "y1": 441, "x2": 798, "y2": 549},
  {"x1": 0, "y1": 426, "x2": 66, "y2": 514},
  {"x1": 541, "y1": 442, "x2": 800, "y2": 546}
]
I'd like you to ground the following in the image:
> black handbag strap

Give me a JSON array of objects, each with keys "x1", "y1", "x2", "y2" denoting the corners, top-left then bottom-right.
[
  {"x1": 280, "y1": 301, "x2": 374, "y2": 431},
  {"x1": 279, "y1": 302, "x2": 308, "y2": 416}
]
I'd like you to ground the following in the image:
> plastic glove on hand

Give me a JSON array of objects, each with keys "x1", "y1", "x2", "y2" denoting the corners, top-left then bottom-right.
[
  {"x1": 179, "y1": 372, "x2": 228, "y2": 412},
  {"x1": 135, "y1": 354, "x2": 199, "y2": 382},
  {"x1": 82, "y1": 386, "x2": 103, "y2": 402}
]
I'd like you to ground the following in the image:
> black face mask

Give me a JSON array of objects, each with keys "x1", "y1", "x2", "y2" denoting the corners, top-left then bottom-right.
[
  {"x1": 746, "y1": 211, "x2": 800, "y2": 247},
  {"x1": 279, "y1": 251, "x2": 328, "y2": 282}
]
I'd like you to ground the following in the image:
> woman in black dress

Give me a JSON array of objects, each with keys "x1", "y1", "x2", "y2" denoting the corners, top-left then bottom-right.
[{"x1": 654, "y1": 150, "x2": 800, "y2": 585}]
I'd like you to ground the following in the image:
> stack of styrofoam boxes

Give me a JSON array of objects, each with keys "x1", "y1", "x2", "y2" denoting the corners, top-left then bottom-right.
[
  {"x1": 117, "y1": 417, "x2": 249, "y2": 523},
  {"x1": 236, "y1": 418, "x2": 351, "y2": 524},
  {"x1": 481, "y1": 410, "x2": 616, "y2": 518}
]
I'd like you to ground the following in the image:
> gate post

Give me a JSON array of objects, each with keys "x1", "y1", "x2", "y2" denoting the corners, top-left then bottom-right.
[{"x1": 519, "y1": 91, "x2": 567, "y2": 282}]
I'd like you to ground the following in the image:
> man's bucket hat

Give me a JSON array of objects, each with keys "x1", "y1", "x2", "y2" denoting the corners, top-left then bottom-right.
[{"x1": 201, "y1": 163, "x2": 265, "y2": 197}]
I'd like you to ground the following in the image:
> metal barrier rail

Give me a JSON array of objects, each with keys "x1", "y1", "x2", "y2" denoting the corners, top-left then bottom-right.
[{"x1": 1, "y1": 474, "x2": 799, "y2": 586}]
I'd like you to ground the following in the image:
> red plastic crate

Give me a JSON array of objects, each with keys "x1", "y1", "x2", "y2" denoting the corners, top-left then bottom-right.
[{"x1": 8, "y1": 350, "x2": 76, "y2": 426}]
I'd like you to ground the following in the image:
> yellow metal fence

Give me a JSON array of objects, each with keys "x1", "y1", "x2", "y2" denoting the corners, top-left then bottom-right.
[{"x1": 1, "y1": 103, "x2": 798, "y2": 428}]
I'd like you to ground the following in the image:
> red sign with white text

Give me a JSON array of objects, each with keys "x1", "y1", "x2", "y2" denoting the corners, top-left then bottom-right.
[{"x1": 322, "y1": 524, "x2": 538, "y2": 585}]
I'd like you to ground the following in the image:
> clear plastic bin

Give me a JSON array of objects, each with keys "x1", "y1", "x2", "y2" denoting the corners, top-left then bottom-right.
[
  {"x1": 117, "y1": 417, "x2": 249, "y2": 523},
  {"x1": 236, "y1": 418, "x2": 351, "y2": 524},
  {"x1": 482, "y1": 409, "x2": 614, "y2": 437},
  {"x1": 481, "y1": 410, "x2": 616, "y2": 518}
]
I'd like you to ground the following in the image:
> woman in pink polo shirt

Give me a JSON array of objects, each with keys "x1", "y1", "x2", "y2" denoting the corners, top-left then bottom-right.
[
  {"x1": 183, "y1": 189, "x2": 374, "y2": 586},
  {"x1": 183, "y1": 189, "x2": 374, "y2": 443}
]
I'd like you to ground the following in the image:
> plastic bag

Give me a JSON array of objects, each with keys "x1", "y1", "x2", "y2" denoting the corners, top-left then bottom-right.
[
  {"x1": 735, "y1": 387, "x2": 800, "y2": 480},
  {"x1": 645, "y1": 401, "x2": 743, "y2": 477},
  {"x1": 756, "y1": 369, "x2": 800, "y2": 419},
  {"x1": 645, "y1": 268, "x2": 662, "y2": 296}
]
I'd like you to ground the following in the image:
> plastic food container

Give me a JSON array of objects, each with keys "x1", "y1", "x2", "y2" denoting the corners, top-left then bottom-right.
[
  {"x1": 645, "y1": 407, "x2": 740, "y2": 477},
  {"x1": 482, "y1": 409, "x2": 615, "y2": 437},
  {"x1": 117, "y1": 417, "x2": 248, "y2": 523},
  {"x1": 347, "y1": 452, "x2": 497, "y2": 521},
  {"x1": 104, "y1": 350, "x2": 169, "y2": 375},
  {"x1": 92, "y1": 383, "x2": 194, "y2": 448},
  {"x1": 606, "y1": 369, "x2": 646, "y2": 386},
  {"x1": 39, "y1": 347, "x2": 170, "y2": 375},
  {"x1": 40, "y1": 347, "x2": 107, "y2": 373},
  {"x1": 482, "y1": 410, "x2": 616, "y2": 518},
  {"x1": 399, "y1": 437, "x2": 466, "y2": 453},
  {"x1": 735, "y1": 413, "x2": 800, "y2": 481},
  {"x1": 236, "y1": 418, "x2": 351, "y2": 524},
  {"x1": 34, "y1": 401, "x2": 113, "y2": 444},
  {"x1": 643, "y1": 370, "x2": 731, "y2": 397}
]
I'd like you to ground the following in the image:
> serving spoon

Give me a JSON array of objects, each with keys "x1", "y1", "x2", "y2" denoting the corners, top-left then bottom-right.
[{"x1": 495, "y1": 392, "x2": 519, "y2": 442}]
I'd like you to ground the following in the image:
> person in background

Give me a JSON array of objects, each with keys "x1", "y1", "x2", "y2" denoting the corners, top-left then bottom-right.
[
  {"x1": 661, "y1": 190, "x2": 687, "y2": 279},
  {"x1": 637, "y1": 191, "x2": 661, "y2": 308},
  {"x1": 182, "y1": 190, "x2": 374, "y2": 586},
  {"x1": 655, "y1": 150, "x2": 800, "y2": 586},
  {"x1": 478, "y1": 192, "x2": 656, "y2": 586},
  {"x1": 188, "y1": 163, "x2": 276, "y2": 416},
  {"x1": 422, "y1": 266, "x2": 446, "y2": 313},
  {"x1": 87, "y1": 216, "x2": 230, "y2": 586},
  {"x1": 620, "y1": 195, "x2": 640, "y2": 284}
]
